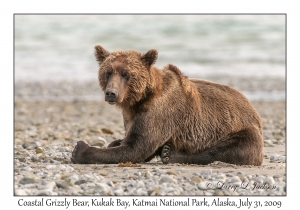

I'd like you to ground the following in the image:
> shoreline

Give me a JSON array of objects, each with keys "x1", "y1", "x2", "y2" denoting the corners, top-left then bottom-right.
[{"x1": 15, "y1": 76, "x2": 285, "y2": 101}]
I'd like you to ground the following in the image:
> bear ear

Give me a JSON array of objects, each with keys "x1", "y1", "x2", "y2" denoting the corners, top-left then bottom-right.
[
  {"x1": 94, "y1": 45, "x2": 110, "y2": 63},
  {"x1": 141, "y1": 49, "x2": 158, "y2": 68}
]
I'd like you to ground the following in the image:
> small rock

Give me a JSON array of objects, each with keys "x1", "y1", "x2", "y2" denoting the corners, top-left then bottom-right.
[
  {"x1": 166, "y1": 170, "x2": 177, "y2": 175},
  {"x1": 264, "y1": 140, "x2": 275, "y2": 147},
  {"x1": 150, "y1": 186, "x2": 160, "y2": 195},
  {"x1": 198, "y1": 181, "x2": 209, "y2": 190},
  {"x1": 42, "y1": 181, "x2": 56, "y2": 190},
  {"x1": 65, "y1": 166, "x2": 74, "y2": 173},
  {"x1": 22, "y1": 142, "x2": 37, "y2": 150},
  {"x1": 200, "y1": 169, "x2": 212, "y2": 176},
  {"x1": 75, "y1": 180, "x2": 87, "y2": 185},
  {"x1": 134, "y1": 172, "x2": 142, "y2": 177},
  {"x1": 45, "y1": 165, "x2": 56, "y2": 170},
  {"x1": 159, "y1": 175, "x2": 177, "y2": 184},
  {"x1": 276, "y1": 140, "x2": 284, "y2": 145},
  {"x1": 18, "y1": 158, "x2": 27, "y2": 163},
  {"x1": 90, "y1": 137, "x2": 107, "y2": 147},
  {"x1": 214, "y1": 190, "x2": 224, "y2": 196},
  {"x1": 134, "y1": 181, "x2": 145, "y2": 189},
  {"x1": 53, "y1": 132, "x2": 63, "y2": 139},
  {"x1": 264, "y1": 176, "x2": 275, "y2": 185},
  {"x1": 144, "y1": 170, "x2": 153, "y2": 178},
  {"x1": 237, "y1": 173, "x2": 247, "y2": 181},
  {"x1": 215, "y1": 174, "x2": 226, "y2": 181},
  {"x1": 94, "y1": 183, "x2": 111, "y2": 195},
  {"x1": 230, "y1": 176, "x2": 241, "y2": 183},
  {"x1": 183, "y1": 184, "x2": 197, "y2": 191},
  {"x1": 273, "y1": 175, "x2": 281, "y2": 179},
  {"x1": 35, "y1": 147, "x2": 44, "y2": 154},
  {"x1": 101, "y1": 128, "x2": 114, "y2": 134},
  {"x1": 270, "y1": 155, "x2": 286, "y2": 163},
  {"x1": 50, "y1": 160, "x2": 61, "y2": 164},
  {"x1": 36, "y1": 189, "x2": 58, "y2": 196},
  {"x1": 191, "y1": 176, "x2": 202, "y2": 183},
  {"x1": 19, "y1": 177, "x2": 37, "y2": 185},
  {"x1": 114, "y1": 188, "x2": 124, "y2": 196},
  {"x1": 179, "y1": 168, "x2": 190, "y2": 172},
  {"x1": 57, "y1": 165, "x2": 66, "y2": 171},
  {"x1": 23, "y1": 166, "x2": 33, "y2": 171},
  {"x1": 89, "y1": 126, "x2": 101, "y2": 134},
  {"x1": 15, "y1": 189, "x2": 27, "y2": 196},
  {"x1": 56, "y1": 181, "x2": 68, "y2": 189},
  {"x1": 204, "y1": 191, "x2": 214, "y2": 196},
  {"x1": 59, "y1": 147, "x2": 67, "y2": 152},
  {"x1": 69, "y1": 185, "x2": 82, "y2": 195}
]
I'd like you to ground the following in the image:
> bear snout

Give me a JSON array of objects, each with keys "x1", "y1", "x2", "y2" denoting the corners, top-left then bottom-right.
[{"x1": 105, "y1": 88, "x2": 118, "y2": 104}]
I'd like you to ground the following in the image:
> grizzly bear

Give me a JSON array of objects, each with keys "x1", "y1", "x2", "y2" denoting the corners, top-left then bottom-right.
[{"x1": 71, "y1": 45, "x2": 263, "y2": 166}]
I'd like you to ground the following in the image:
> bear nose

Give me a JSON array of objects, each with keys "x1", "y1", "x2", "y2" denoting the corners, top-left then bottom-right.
[{"x1": 105, "y1": 88, "x2": 118, "y2": 100}]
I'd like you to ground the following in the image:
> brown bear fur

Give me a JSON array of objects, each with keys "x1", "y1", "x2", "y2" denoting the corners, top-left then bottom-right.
[{"x1": 71, "y1": 45, "x2": 263, "y2": 166}]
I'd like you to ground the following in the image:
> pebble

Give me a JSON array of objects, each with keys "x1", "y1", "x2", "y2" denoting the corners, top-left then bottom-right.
[
  {"x1": 114, "y1": 188, "x2": 124, "y2": 195},
  {"x1": 264, "y1": 176, "x2": 276, "y2": 185},
  {"x1": 144, "y1": 170, "x2": 153, "y2": 178},
  {"x1": 90, "y1": 137, "x2": 107, "y2": 147},
  {"x1": 159, "y1": 175, "x2": 177, "y2": 184},
  {"x1": 35, "y1": 147, "x2": 44, "y2": 154},
  {"x1": 56, "y1": 181, "x2": 68, "y2": 189},
  {"x1": 200, "y1": 169, "x2": 212, "y2": 176},
  {"x1": 94, "y1": 183, "x2": 111, "y2": 195},
  {"x1": 18, "y1": 158, "x2": 27, "y2": 163},
  {"x1": 36, "y1": 189, "x2": 58, "y2": 196},
  {"x1": 46, "y1": 165, "x2": 57, "y2": 170},
  {"x1": 270, "y1": 154, "x2": 286, "y2": 163},
  {"x1": 15, "y1": 189, "x2": 28, "y2": 196},
  {"x1": 198, "y1": 181, "x2": 209, "y2": 190},
  {"x1": 22, "y1": 142, "x2": 37, "y2": 150},
  {"x1": 191, "y1": 176, "x2": 202, "y2": 183},
  {"x1": 264, "y1": 139, "x2": 275, "y2": 147},
  {"x1": 19, "y1": 177, "x2": 37, "y2": 185}
]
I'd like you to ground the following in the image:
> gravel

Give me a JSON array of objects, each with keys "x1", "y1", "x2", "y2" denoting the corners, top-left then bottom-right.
[{"x1": 14, "y1": 80, "x2": 286, "y2": 196}]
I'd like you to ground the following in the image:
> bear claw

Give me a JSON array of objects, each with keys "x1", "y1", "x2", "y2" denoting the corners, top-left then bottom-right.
[{"x1": 161, "y1": 143, "x2": 171, "y2": 164}]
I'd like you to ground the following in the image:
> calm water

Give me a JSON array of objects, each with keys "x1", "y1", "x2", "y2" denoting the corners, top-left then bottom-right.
[{"x1": 15, "y1": 15, "x2": 285, "y2": 82}]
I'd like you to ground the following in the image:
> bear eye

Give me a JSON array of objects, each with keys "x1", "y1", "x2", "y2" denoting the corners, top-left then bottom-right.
[
  {"x1": 121, "y1": 72, "x2": 130, "y2": 79},
  {"x1": 106, "y1": 71, "x2": 112, "y2": 79}
]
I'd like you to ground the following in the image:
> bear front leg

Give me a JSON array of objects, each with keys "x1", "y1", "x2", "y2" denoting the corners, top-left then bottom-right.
[
  {"x1": 71, "y1": 113, "x2": 173, "y2": 164},
  {"x1": 107, "y1": 139, "x2": 162, "y2": 162},
  {"x1": 71, "y1": 139, "x2": 159, "y2": 164},
  {"x1": 71, "y1": 139, "x2": 122, "y2": 164}
]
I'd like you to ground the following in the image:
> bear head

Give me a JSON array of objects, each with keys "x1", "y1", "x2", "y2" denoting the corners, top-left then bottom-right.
[{"x1": 94, "y1": 45, "x2": 158, "y2": 107}]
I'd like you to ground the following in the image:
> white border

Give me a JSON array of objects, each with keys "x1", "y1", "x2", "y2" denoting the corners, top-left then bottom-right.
[{"x1": 2, "y1": 0, "x2": 298, "y2": 209}]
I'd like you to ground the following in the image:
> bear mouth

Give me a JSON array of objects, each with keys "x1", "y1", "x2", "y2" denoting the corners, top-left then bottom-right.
[{"x1": 108, "y1": 101, "x2": 116, "y2": 105}]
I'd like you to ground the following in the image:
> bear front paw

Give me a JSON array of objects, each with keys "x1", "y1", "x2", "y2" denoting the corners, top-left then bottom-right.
[{"x1": 71, "y1": 141, "x2": 90, "y2": 164}]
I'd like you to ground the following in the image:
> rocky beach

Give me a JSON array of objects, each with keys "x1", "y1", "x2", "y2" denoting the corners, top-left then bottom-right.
[{"x1": 14, "y1": 77, "x2": 286, "y2": 196}]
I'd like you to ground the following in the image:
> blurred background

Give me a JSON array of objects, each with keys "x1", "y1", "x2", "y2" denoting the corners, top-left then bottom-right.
[{"x1": 14, "y1": 15, "x2": 285, "y2": 101}]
